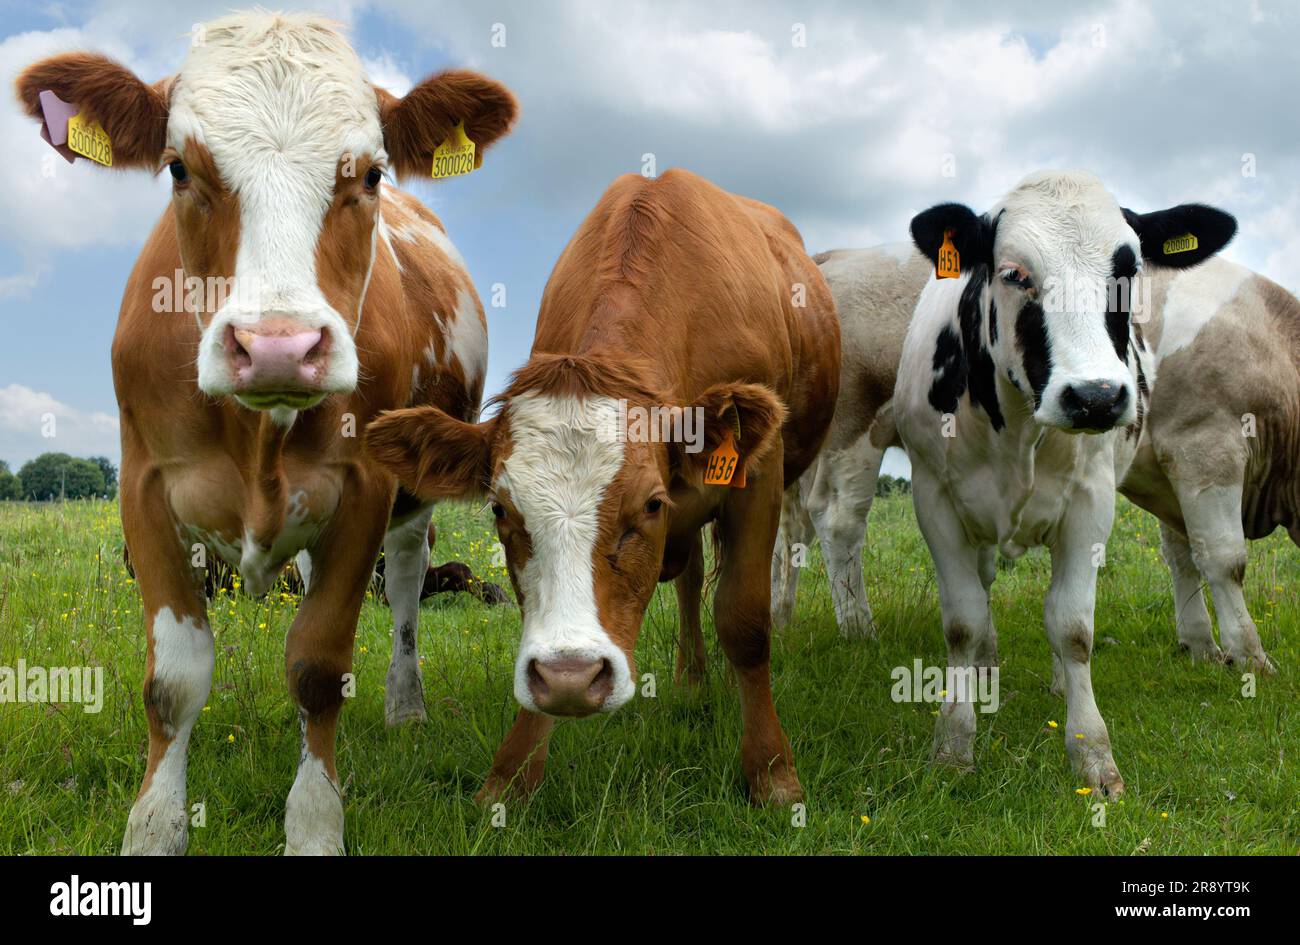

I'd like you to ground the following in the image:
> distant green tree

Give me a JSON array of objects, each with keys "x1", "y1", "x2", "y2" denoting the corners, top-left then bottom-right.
[
  {"x1": 88, "y1": 455, "x2": 118, "y2": 498},
  {"x1": 17, "y1": 453, "x2": 106, "y2": 500},
  {"x1": 0, "y1": 461, "x2": 21, "y2": 500}
]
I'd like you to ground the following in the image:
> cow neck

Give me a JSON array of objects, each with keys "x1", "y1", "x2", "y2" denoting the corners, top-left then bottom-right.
[{"x1": 243, "y1": 411, "x2": 293, "y2": 548}]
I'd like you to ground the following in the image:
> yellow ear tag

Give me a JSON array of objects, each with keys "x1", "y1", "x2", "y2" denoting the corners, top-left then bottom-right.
[
  {"x1": 936, "y1": 229, "x2": 960, "y2": 279},
  {"x1": 431, "y1": 121, "x2": 475, "y2": 180},
  {"x1": 1162, "y1": 233, "x2": 1198, "y2": 256},
  {"x1": 67, "y1": 112, "x2": 112, "y2": 167},
  {"x1": 704, "y1": 429, "x2": 741, "y2": 487}
]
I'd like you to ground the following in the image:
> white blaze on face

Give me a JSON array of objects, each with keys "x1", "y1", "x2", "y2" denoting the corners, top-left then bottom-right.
[
  {"x1": 497, "y1": 393, "x2": 636, "y2": 712},
  {"x1": 175, "y1": 12, "x2": 382, "y2": 400}
]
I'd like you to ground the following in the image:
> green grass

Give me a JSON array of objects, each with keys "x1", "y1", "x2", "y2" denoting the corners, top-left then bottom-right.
[{"x1": 0, "y1": 494, "x2": 1296, "y2": 854}]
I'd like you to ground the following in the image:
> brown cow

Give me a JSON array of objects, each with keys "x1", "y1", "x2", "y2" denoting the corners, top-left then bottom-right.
[
  {"x1": 366, "y1": 169, "x2": 840, "y2": 805},
  {"x1": 16, "y1": 11, "x2": 516, "y2": 854}
]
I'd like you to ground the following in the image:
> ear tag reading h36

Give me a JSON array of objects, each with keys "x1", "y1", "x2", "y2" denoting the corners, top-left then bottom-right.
[
  {"x1": 705, "y1": 410, "x2": 746, "y2": 488},
  {"x1": 937, "y1": 228, "x2": 960, "y2": 279},
  {"x1": 431, "y1": 121, "x2": 475, "y2": 180}
]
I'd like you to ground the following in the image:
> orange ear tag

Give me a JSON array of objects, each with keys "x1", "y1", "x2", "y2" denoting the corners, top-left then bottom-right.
[
  {"x1": 937, "y1": 229, "x2": 960, "y2": 279},
  {"x1": 704, "y1": 429, "x2": 741, "y2": 487}
]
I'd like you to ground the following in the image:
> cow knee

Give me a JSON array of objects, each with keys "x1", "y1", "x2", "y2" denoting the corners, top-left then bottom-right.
[
  {"x1": 147, "y1": 608, "x2": 214, "y2": 734},
  {"x1": 716, "y1": 593, "x2": 771, "y2": 668},
  {"x1": 288, "y1": 658, "x2": 349, "y2": 718},
  {"x1": 1058, "y1": 621, "x2": 1092, "y2": 664}
]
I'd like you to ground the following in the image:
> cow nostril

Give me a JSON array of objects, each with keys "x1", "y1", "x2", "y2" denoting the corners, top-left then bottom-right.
[
  {"x1": 526, "y1": 658, "x2": 548, "y2": 698},
  {"x1": 225, "y1": 324, "x2": 252, "y2": 369},
  {"x1": 588, "y1": 659, "x2": 614, "y2": 702},
  {"x1": 303, "y1": 326, "x2": 330, "y2": 365}
]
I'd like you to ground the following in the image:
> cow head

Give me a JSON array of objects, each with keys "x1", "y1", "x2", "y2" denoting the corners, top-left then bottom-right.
[
  {"x1": 364, "y1": 354, "x2": 783, "y2": 718},
  {"x1": 912, "y1": 170, "x2": 1236, "y2": 432},
  {"x1": 15, "y1": 11, "x2": 516, "y2": 415}
]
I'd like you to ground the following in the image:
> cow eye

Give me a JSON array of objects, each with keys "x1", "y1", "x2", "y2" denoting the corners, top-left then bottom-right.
[
  {"x1": 1001, "y1": 267, "x2": 1031, "y2": 289},
  {"x1": 168, "y1": 160, "x2": 189, "y2": 185},
  {"x1": 490, "y1": 502, "x2": 505, "y2": 520},
  {"x1": 644, "y1": 498, "x2": 663, "y2": 515},
  {"x1": 364, "y1": 165, "x2": 383, "y2": 190}
]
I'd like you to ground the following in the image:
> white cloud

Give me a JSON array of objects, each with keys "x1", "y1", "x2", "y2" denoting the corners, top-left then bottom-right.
[
  {"x1": 362, "y1": 52, "x2": 412, "y2": 97},
  {"x1": 0, "y1": 383, "x2": 120, "y2": 465}
]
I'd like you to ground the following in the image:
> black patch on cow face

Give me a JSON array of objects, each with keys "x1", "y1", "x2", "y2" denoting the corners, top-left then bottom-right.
[
  {"x1": 988, "y1": 299, "x2": 998, "y2": 344},
  {"x1": 926, "y1": 265, "x2": 1005, "y2": 431},
  {"x1": 1106, "y1": 245, "x2": 1137, "y2": 362},
  {"x1": 1015, "y1": 301, "x2": 1052, "y2": 407}
]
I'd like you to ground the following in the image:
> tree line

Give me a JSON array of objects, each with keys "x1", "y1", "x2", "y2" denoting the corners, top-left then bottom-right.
[{"x1": 0, "y1": 453, "x2": 118, "y2": 501}]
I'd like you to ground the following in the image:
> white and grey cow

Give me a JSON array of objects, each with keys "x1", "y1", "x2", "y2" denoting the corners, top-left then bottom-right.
[
  {"x1": 771, "y1": 244, "x2": 930, "y2": 636},
  {"x1": 775, "y1": 191, "x2": 1290, "y2": 681},
  {"x1": 1120, "y1": 255, "x2": 1297, "y2": 671},
  {"x1": 897, "y1": 170, "x2": 1235, "y2": 794}
]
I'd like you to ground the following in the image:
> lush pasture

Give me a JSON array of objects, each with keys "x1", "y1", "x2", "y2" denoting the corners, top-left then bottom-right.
[{"x1": 0, "y1": 495, "x2": 1296, "y2": 855}]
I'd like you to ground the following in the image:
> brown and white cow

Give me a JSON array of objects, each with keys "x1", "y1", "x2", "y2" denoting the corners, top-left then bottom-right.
[
  {"x1": 16, "y1": 11, "x2": 516, "y2": 854},
  {"x1": 366, "y1": 168, "x2": 840, "y2": 805}
]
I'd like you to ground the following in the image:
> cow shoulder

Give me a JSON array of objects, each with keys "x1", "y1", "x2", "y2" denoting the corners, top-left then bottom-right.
[{"x1": 375, "y1": 187, "x2": 486, "y2": 419}]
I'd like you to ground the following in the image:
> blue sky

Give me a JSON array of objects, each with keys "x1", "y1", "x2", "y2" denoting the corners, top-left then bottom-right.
[{"x1": 3, "y1": 0, "x2": 1299, "y2": 478}]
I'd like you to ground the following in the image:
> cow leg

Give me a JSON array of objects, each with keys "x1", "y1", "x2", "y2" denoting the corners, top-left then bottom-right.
[
  {"x1": 975, "y1": 545, "x2": 1000, "y2": 669},
  {"x1": 283, "y1": 489, "x2": 389, "y2": 855},
  {"x1": 715, "y1": 463, "x2": 802, "y2": 806},
  {"x1": 477, "y1": 708, "x2": 556, "y2": 804},
  {"x1": 1159, "y1": 521, "x2": 1221, "y2": 661},
  {"x1": 1177, "y1": 483, "x2": 1274, "y2": 672},
  {"x1": 1046, "y1": 481, "x2": 1123, "y2": 797},
  {"x1": 120, "y1": 472, "x2": 213, "y2": 855},
  {"x1": 383, "y1": 506, "x2": 434, "y2": 725},
  {"x1": 770, "y1": 479, "x2": 813, "y2": 629},
  {"x1": 804, "y1": 432, "x2": 883, "y2": 638},
  {"x1": 674, "y1": 530, "x2": 708, "y2": 686},
  {"x1": 911, "y1": 471, "x2": 992, "y2": 770}
]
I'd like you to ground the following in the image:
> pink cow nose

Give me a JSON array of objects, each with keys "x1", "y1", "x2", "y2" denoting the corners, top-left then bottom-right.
[{"x1": 225, "y1": 319, "x2": 329, "y2": 391}]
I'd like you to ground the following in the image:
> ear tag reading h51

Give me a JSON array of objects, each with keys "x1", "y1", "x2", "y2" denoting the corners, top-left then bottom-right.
[
  {"x1": 431, "y1": 121, "x2": 475, "y2": 180},
  {"x1": 937, "y1": 228, "x2": 960, "y2": 279}
]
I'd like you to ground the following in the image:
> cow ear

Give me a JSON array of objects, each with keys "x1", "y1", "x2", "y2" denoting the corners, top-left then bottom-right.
[
  {"x1": 365, "y1": 407, "x2": 496, "y2": 501},
  {"x1": 1122, "y1": 204, "x2": 1237, "y2": 268},
  {"x1": 679, "y1": 383, "x2": 786, "y2": 480},
  {"x1": 910, "y1": 203, "x2": 994, "y2": 275},
  {"x1": 375, "y1": 70, "x2": 518, "y2": 179},
  {"x1": 14, "y1": 52, "x2": 169, "y2": 170}
]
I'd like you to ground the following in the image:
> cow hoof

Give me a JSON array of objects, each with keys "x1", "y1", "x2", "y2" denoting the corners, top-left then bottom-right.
[
  {"x1": 1080, "y1": 761, "x2": 1124, "y2": 799},
  {"x1": 384, "y1": 666, "x2": 427, "y2": 726},
  {"x1": 1178, "y1": 639, "x2": 1224, "y2": 663},
  {"x1": 121, "y1": 795, "x2": 188, "y2": 856},
  {"x1": 1225, "y1": 650, "x2": 1276, "y2": 676},
  {"x1": 284, "y1": 838, "x2": 345, "y2": 856},
  {"x1": 838, "y1": 614, "x2": 876, "y2": 640},
  {"x1": 748, "y1": 767, "x2": 803, "y2": 807},
  {"x1": 931, "y1": 746, "x2": 976, "y2": 771},
  {"x1": 475, "y1": 775, "x2": 537, "y2": 807}
]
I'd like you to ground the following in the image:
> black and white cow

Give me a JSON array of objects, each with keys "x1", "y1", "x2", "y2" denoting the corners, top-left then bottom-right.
[{"x1": 896, "y1": 170, "x2": 1235, "y2": 795}]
